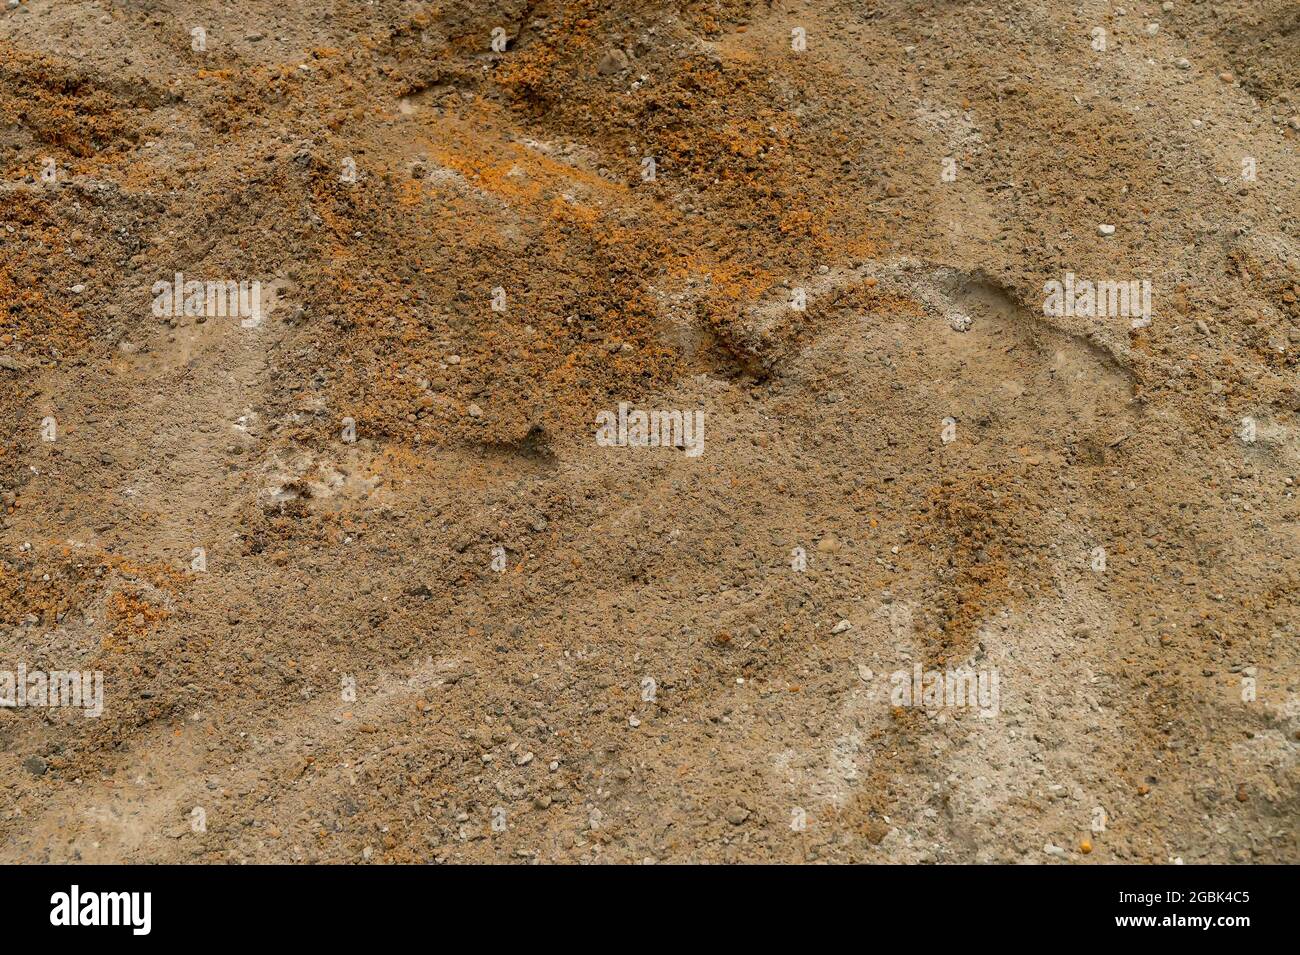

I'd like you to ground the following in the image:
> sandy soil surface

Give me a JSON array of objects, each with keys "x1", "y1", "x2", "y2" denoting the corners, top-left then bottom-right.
[{"x1": 0, "y1": 0, "x2": 1296, "y2": 864}]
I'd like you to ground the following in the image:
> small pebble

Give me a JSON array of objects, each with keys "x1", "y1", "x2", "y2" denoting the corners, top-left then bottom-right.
[
  {"x1": 23, "y1": 755, "x2": 48, "y2": 776},
  {"x1": 597, "y1": 48, "x2": 629, "y2": 75}
]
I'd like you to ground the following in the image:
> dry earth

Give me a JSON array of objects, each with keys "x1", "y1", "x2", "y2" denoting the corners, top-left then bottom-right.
[{"x1": 0, "y1": 0, "x2": 1297, "y2": 863}]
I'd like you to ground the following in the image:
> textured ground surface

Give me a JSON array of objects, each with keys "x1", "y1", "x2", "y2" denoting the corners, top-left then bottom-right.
[{"x1": 0, "y1": 0, "x2": 1297, "y2": 863}]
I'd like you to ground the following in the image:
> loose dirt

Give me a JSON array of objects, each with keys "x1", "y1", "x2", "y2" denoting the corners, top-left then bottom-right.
[{"x1": 1, "y1": 0, "x2": 1296, "y2": 863}]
